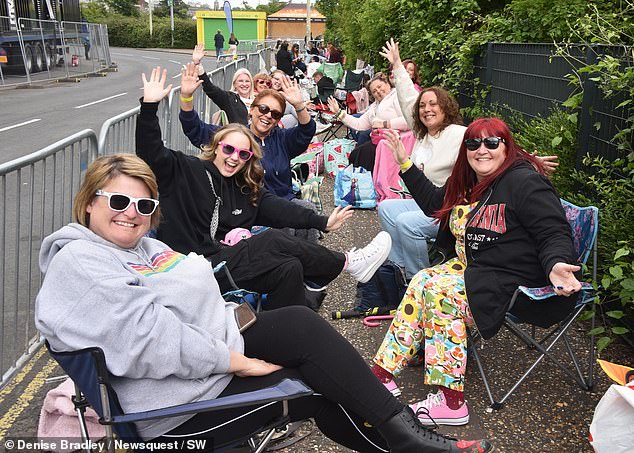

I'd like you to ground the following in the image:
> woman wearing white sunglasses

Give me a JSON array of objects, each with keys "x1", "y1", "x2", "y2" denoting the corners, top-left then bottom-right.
[{"x1": 135, "y1": 67, "x2": 392, "y2": 311}]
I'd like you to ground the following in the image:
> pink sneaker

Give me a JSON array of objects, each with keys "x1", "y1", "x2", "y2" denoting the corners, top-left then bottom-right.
[
  {"x1": 383, "y1": 379, "x2": 401, "y2": 397},
  {"x1": 409, "y1": 391, "x2": 469, "y2": 426}
]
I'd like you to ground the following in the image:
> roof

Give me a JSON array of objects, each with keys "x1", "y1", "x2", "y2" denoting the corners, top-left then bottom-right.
[{"x1": 268, "y1": 3, "x2": 325, "y2": 19}]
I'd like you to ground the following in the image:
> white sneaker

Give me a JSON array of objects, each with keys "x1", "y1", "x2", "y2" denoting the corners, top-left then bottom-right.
[{"x1": 345, "y1": 231, "x2": 392, "y2": 283}]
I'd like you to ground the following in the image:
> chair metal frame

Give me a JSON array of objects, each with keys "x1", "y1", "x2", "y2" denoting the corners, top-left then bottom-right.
[
  {"x1": 468, "y1": 199, "x2": 598, "y2": 410},
  {"x1": 46, "y1": 341, "x2": 313, "y2": 453}
]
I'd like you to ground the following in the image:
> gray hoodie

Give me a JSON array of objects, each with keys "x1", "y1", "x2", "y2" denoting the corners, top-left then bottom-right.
[{"x1": 35, "y1": 224, "x2": 244, "y2": 440}]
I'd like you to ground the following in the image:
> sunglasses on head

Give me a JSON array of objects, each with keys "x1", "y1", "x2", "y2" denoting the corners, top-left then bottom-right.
[
  {"x1": 255, "y1": 103, "x2": 283, "y2": 121},
  {"x1": 219, "y1": 142, "x2": 254, "y2": 161},
  {"x1": 464, "y1": 136, "x2": 506, "y2": 151},
  {"x1": 95, "y1": 190, "x2": 159, "y2": 216}
]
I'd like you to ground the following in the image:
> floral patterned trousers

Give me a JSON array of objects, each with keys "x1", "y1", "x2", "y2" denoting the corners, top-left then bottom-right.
[{"x1": 373, "y1": 257, "x2": 475, "y2": 392}]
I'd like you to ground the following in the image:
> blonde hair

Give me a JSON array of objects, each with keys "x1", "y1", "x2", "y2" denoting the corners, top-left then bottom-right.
[
  {"x1": 199, "y1": 124, "x2": 264, "y2": 205},
  {"x1": 73, "y1": 154, "x2": 161, "y2": 229},
  {"x1": 230, "y1": 68, "x2": 254, "y2": 98}
]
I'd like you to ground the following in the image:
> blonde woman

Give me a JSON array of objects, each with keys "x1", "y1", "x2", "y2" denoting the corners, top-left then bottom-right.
[{"x1": 191, "y1": 44, "x2": 253, "y2": 125}]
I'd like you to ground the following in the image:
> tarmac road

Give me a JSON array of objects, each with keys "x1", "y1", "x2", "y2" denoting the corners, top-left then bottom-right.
[{"x1": 0, "y1": 47, "x2": 219, "y2": 165}]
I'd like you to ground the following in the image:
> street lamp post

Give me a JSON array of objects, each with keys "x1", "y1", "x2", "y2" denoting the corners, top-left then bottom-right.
[
  {"x1": 306, "y1": 0, "x2": 311, "y2": 45},
  {"x1": 169, "y1": 0, "x2": 174, "y2": 47},
  {"x1": 149, "y1": 0, "x2": 153, "y2": 36}
]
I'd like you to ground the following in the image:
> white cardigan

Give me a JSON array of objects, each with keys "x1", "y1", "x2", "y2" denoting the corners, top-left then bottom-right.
[
  {"x1": 342, "y1": 88, "x2": 409, "y2": 131},
  {"x1": 393, "y1": 65, "x2": 466, "y2": 186}
]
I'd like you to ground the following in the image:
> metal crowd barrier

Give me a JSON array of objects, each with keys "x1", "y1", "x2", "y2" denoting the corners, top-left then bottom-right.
[
  {"x1": 0, "y1": 16, "x2": 111, "y2": 87},
  {"x1": 0, "y1": 47, "x2": 272, "y2": 388},
  {"x1": 0, "y1": 131, "x2": 98, "y2": 387}
]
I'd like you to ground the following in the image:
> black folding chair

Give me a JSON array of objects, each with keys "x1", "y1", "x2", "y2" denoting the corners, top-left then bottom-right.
[
  {"x1": 468, "y1": 199, "x2": 598, "y2": 410},
  {"x1": 46, "y1": 341, "x2": 313, "y2": 453}
]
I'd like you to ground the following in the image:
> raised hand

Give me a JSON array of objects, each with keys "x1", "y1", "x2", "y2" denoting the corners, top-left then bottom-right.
[
  {"x1": 325, "y1": 205, "x2": 354, "y2": 232},
  {"x1": 142, "y1": 66, "x2": 173, "y2": 103},
  {"x1": 180, "y1": 62, "x2": 203, "y2": 98},
  {"x1": 278, "y1": 75, "x2": 303, "y2": 108},
  {"x1": 192, "y1": 43, "x2": 206, "y2": 64},
  {"x1": 379, "y1": 38, "x2": 403, "y2": 70},
  {"x1": 383, "y1": 129, "x2": 408, "y2": 165},
  {"x1": 326, "y1": 96, "x2": 341, "y2": 115},
  {"x1": 549, "y1": 262, "x2": 582, "y2": 297}
]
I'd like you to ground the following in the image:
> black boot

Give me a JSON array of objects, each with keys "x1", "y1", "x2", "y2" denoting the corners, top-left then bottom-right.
[{"x1": 377, "y1": 406, "x2": 493, "y2": 453}]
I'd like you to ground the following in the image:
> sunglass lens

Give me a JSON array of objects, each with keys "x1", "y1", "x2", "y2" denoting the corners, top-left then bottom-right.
[
  {"x1": 465, "y1": 139, "x2": 481, "y2": 151},
  {"x1": 222, "y1": 144, "x2": 236, "y2": 155},
  {"x1": 483, "y1": 137, "x2": 501, "y2": 149},
  {"x1": 238, "y1": 150, "x2": 252, "y2": 161},
  {"x1": 109, "y1": 194, "x2": 131, "y2": 211},
  {"x1": 257, "y1": 104, "x2": 282, "y2": 121},
  {"x1": 137, "y1": 199, "x2": 156, "y2": 215}
]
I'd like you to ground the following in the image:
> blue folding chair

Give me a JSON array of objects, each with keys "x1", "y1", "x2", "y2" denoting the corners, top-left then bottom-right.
[
  {"x1": 46, "y1": 341, "x2": 313, "y2": 453},
  {"x1": 468, "y1": 199, "x2": 599, "y2": 410}
]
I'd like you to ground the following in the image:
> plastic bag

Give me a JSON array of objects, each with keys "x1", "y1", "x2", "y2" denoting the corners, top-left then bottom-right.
[
  {"x1": 334, "y1": 165, "x2": 376, "y2": 209},
  {"x1": 589, "y1": 383, "x2": 634, "y2": 452}
]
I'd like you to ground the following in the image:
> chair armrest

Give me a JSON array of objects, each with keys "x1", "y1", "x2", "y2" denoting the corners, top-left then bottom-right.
[
  {"x1": 111, "y1": 379, "x2": 313, "y2": 424},
  {"x1": 518, "y1": 282, "x2": 594, "y2": 301}
]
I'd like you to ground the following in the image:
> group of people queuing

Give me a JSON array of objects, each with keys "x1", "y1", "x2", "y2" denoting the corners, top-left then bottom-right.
[{"x1": 34, "y1": 37, "x2": 586, "y2": 453}]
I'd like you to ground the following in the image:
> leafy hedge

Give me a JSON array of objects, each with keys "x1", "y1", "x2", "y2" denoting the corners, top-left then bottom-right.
[{"x1": 85, "y1": 13, "x2": 196, "y2": 49}]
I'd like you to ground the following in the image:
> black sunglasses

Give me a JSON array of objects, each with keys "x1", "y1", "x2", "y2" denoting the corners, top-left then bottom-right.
[
  {"x1": 255, "y1": 103, "x2": 283, "y2": 121},
  {"x1": 464, "y1": 136, "x2": 506, "y2": 151},
  {"x1": 95, "y1": 190, "x2": 159, "y2": 216},
  {"x1": 219, "y1": 142, "x2": 254, "y2": 161}
]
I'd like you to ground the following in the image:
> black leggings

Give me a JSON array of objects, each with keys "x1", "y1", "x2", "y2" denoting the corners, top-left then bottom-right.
[
  {"x1": 159, "y1": 307, "x2": 402, "y2": 452},
  {"x1": 211, "y1": 229, "x2": 346, "y2": 310}
]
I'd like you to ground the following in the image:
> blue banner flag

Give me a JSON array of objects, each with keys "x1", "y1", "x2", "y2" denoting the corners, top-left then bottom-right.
[{"x1": 223, "y1": 1, "x2": 233, "y2": 34}]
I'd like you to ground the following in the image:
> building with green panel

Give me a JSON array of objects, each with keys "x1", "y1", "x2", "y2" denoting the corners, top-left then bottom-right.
[{"x1": 195, "y1": 10, "x2": 267, "y2": 49}]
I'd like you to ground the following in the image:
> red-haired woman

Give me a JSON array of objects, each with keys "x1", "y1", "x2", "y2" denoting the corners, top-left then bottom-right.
[{"x1": 370, "y1": 118, "x2": 582, "y2": 426}]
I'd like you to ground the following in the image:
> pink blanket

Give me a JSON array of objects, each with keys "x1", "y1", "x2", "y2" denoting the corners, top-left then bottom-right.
[
  {"x1": 373, "y1": 130, "x2": 416, "y2": 203},
  {"x1": 38, "y1": 378, "x2": 106, "y2": 450}
]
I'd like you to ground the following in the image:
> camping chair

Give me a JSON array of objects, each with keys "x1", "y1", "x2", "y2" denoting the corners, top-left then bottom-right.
[
  {"x1": 468, "y1": 199, "x2": 598, "y2": 410},
  {"x1": 46, "y1": 341, "x2": 313, "y2": 453},
  {"x1": 340, "y1": 70, "x2": 365, "y2": 115},
  {"x1": 317, "y1": 62, "x2": 344, "y2": 86},
  {"x1": 213, "y1": 260, "x2": 268, "y2": 311}
]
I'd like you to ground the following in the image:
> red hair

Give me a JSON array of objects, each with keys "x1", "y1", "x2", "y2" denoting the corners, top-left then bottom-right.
[{"x1": 435, "y1": 117, "x2": 545, "y2": 224}]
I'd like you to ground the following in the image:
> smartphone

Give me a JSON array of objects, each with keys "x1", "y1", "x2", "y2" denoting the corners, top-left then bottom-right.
[{"x1": 234, "y1": 303, "x2": 257, "y2": 333}]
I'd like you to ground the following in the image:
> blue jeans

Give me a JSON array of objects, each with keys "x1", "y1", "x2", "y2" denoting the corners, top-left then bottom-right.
[
  {"x1": 378, "y1": 198, "x2": 440, "y2": 279},
  {"x1": 347, "y1": 113, "x2": 371, "y2": 144},
  {"x1": 216, "y1": 47, "x2": 224, "y2": 60}
]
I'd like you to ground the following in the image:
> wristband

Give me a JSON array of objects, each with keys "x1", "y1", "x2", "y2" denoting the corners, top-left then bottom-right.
[
  {"x1": 336, "y1": 110, "x2": 345, "y2": 120},
  {"x1": 295, "y1": 105, "x2": 306, "y2": 113},
  {"x1": 180, "y1": 95, "x2": 194, "y2": 102},
  {"x1": 193, "y1": 61, "x2": 200, "y2": 65},
  {"x1": 399, "y1": 160, "x2": 413, "y2": 171}
]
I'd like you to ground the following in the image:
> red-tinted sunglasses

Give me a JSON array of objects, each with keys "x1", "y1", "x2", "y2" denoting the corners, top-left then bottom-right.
[
  {"x1": 219, "y1": 142, "x2": 254, "y2": 161},
  {"x1": 256, "y1": 79, "x2": 272, "y2": 88}
]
